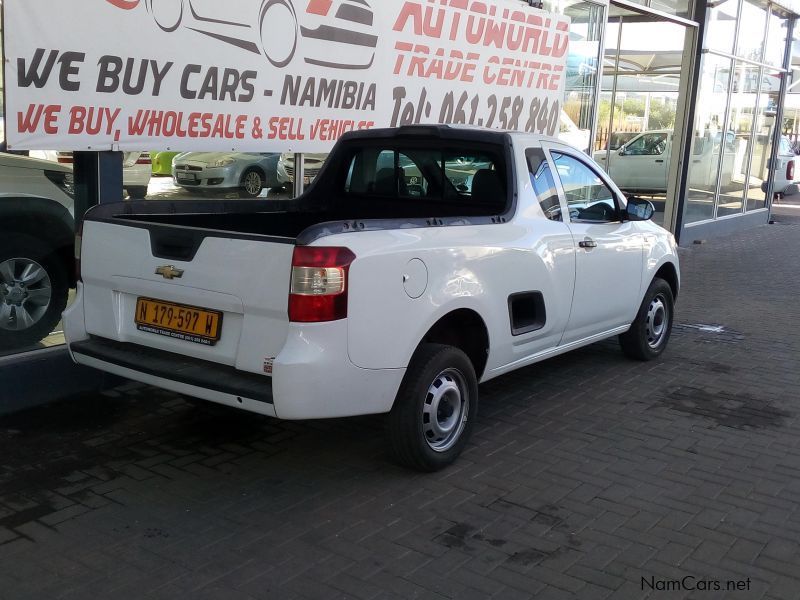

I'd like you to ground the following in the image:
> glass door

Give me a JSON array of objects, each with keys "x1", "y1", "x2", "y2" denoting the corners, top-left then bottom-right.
[{"x1": 594, "y1": 1, "x2": 698, "y2": 230}]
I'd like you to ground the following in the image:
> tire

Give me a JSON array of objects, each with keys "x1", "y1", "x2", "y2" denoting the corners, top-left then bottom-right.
[
  {"x1": 387, "y1": 344, "x2": 478, "y2": 471},
  {"x1": 239, "y1": 168, "x2": 264, "y2": 198},
  {"x1": 0, "y1": 234, "x2": 69, "y2": 351},
  {"x1": 127, "y1": 186, "x2": 148, "y2": 200},
  {"x1": 618, "y1": 277, "x2": 674, "y2": 361}
]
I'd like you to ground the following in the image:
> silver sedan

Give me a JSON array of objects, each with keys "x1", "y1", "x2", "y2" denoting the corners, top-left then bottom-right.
[{"x1": 172, "y1": 152, "x2": 282, "y2": 198}]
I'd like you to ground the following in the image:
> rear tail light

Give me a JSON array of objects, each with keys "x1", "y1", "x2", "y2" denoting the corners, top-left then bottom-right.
[
  {"x1": 75, "y1": 221, "x2": 84, "y2": 282},
  {"x1": 136, "y1": 152, "x2": 152, "y2": 165},
  {"x1": 289, "y1": 246, "x2": 355, "y2": 323},
  {"x1": 56, "y1": 152, "x2": 74, "y2": 164},
  {"x1": 787, "y1": 161, "x2": 795, "y2": 181}
]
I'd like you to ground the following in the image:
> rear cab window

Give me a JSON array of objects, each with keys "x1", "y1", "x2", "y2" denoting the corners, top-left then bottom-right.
[{"x1": 342, "y1": 143, "x2": 509, "y2": 214}]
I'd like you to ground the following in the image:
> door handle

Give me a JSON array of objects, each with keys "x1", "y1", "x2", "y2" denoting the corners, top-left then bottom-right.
[
  {"x1": 578, "y1": 239, "x2": 598, "y2": 249},
  {"x1": 655, "y1": 159, "x2": 665, "y2": 163}
]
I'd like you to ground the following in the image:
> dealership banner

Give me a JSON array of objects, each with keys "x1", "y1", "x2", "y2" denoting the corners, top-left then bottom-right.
[{"x1": 3, "y1": 0, "x2": 570, "y2": 152}]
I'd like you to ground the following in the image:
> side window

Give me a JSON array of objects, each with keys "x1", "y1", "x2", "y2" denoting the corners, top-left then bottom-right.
[
  {"x1": 779, "y1": 138, "x2": 792, "y2": 156},
  {"x1": 624, "y1": 133, "x2": 668, "y2": 156},
  {"x1": 526, "y1": 148, "x2": 562, "y2": 221},
  {"x1": 551, "y1": 152, "x2": 620, "y2": 223}
]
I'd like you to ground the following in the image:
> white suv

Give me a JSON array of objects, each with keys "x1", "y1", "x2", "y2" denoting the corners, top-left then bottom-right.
[
  {"x1": 0, "y1": 152, "x2": 76, "y2": 349},
  {"x1": 30, "y1": 151, "x2": 152, "y2": 199}
]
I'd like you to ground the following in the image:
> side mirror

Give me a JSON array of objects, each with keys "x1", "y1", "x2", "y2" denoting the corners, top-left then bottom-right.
[
  {"x1": 626, "y1": 197, "x2": 655, "y2": 221},
  {"x1": 618, "y1": 148, "x2": 626, "y2": 156}
]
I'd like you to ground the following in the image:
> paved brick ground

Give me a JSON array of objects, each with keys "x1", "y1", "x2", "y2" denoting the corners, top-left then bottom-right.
[{"x1": 2, "y1": 210, "x2": 800, "y2": 600}]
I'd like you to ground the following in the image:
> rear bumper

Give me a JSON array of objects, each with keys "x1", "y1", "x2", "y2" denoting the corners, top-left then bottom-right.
[
  {"x1": 70, "y1": 337, "x2": 277, "y2": 417},
  {"x1": 174, "y1": 164, "x2": 239, "y2": 189},
  {"x1": 64, "y1": 285, "x2": 406, "y2": 420},
  {"x1": 71, "y1": 337, "x2": 273, "y2": 402}
]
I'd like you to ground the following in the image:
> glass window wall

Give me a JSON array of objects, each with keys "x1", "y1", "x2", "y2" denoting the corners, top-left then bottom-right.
[
  {"x1": 746, "y1": 68, "x2": 783, "y2": 210},
  {"x1": 736, "y1": 0, "x2": 769, "y2": 63},
  {"x1": 562, "y1": 1, "x2": 604, "y2": 153},
  {"x1": 705, "y1": 0, "x2": 740, "y2": 54},
  {"x1": 685, "y1": 54, "x2": 732, "y2": 223},
  {"x1": 683, "y1": 0, "x2": 793, "y2": 228},
  {"x1": 717, "y1": 62, "x2": 761, "y2": 216},
  {"x1": 764, "y1": 8, "x2": 791, "y2": 68}
]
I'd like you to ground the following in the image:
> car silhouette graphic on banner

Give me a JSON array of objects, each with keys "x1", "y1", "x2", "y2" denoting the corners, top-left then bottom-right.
[{"x1": 105, "y1": 0, "x2": 377, "y2": 70}]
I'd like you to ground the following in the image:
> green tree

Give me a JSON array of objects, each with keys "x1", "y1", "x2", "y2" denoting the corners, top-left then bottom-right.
[{"x1": 648, "y1": 99, "x2": 676, "y2": 130}]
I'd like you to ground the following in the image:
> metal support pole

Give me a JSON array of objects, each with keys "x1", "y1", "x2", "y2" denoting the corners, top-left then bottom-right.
[
  {"x1": 73, "y1": 151, "x2": 123, "y2": 222},
  {"x1": 292, "y1": 153, "x2": 305, "y2": 198}
]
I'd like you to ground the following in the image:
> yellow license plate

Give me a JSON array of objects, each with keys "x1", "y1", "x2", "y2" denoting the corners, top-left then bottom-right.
[{"x1": 135, "y1": 298, "x2": 222, "y2": 346}]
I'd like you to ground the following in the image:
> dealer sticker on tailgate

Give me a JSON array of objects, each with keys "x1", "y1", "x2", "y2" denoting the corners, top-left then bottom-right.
[{"x1": 135, "y1": 298, "x2": 222, "y2": 346}]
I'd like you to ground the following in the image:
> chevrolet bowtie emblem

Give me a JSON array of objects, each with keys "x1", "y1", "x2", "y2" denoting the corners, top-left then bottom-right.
[{"x1": 155, "y1": 265, "x2": 184, "y2": 280}]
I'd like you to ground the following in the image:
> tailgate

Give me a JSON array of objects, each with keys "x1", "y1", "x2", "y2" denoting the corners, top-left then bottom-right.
[{"x1": 80, "y1": 219, "x2": 294, "y2": 376}]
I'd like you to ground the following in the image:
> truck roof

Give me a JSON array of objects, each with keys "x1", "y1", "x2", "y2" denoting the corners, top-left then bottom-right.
[{"x1": 338, "y1": 124, "x2": 563, "y2": 148}]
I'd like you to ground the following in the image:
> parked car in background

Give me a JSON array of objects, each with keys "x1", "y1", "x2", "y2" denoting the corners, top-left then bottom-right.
[
  {"x1": 30, "y1": 151, "x2": 152, "y2": 199},
  {"x1": 764, "y1": 136, "x2": 800, "y2": 197},
  {"x1": 66, "y1": 125, "x2": 680, "y2": 471},
  {"x1": 276, "y1": 153, "x2": 329, "y2": 188},
  {"x1": 172, "y1": 152, "x2": 282, "y2": 198},
  {"x1": 594, "y1": 130, "x2": 672, "y2": 194},
  {"x1": 594, "y1": 129, "x2": 735, "y2": 195},
  {"x1": 0, "y1": 153, "x2": 75, "y2": 349},
  {"x1": 151, "y1": 151, "x2": 181, "y2": 176}
]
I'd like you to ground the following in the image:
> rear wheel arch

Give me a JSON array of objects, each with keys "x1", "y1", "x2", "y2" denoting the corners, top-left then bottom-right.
[
  {"x1": 418, "y1": 308, "x2": 490, "y2": 380},
  {"x1": 240, "y1": 166, "x2": 266, "y2": 195},
  {"x1": 0, "y1": 198, "x2": 75, "y2": 285}
]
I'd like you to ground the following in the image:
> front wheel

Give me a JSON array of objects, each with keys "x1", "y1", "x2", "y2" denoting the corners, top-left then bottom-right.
[
  {"x1": 239, "y1": 168, "x2": 264, "y2": 198},
  {"x1": 619, "y1": 277, "x2": 674, "y2": 361},
  {"x1": 387, "y1": 344, "x2": 477, "y2": 471}
]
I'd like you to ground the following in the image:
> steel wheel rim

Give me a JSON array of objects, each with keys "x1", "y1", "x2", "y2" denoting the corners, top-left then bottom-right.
[
  {"x1": 0, "y1": 258, "x2": 52, "y2": 332},
  {"x1": 646, "y1": 294, "x2": 668, "y2": 349},
  {"x1": 422, "y1": 368, "x2": 469, "y2": 453},
  {"x1": 244, "y1": 172, "x2": 262, "y2": 196}
]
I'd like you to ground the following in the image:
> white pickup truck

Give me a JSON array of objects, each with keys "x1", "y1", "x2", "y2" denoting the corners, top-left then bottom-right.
[
  {"x1": 593, "y1": 129, "x2": 736, "y2": 195},
  {"x1": 64, "y1": 126, "x2": 680, "y2": 471}
]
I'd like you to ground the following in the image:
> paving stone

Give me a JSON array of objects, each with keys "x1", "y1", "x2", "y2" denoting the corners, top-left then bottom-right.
[{"x1": 2, "y1": 214, "x2": 800, "y2": 597}]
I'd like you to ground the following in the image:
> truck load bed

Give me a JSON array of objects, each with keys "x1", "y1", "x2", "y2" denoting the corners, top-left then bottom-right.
[{"x1": 85, "y1": 127, "x2": 514, "y2": 246}]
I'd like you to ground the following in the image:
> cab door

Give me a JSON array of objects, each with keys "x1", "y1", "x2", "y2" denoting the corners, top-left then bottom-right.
[
  {"x1": 608, "y1": 131, "x2": 670, "y2": 192},
  {"x1": 544, "y1": 146, "x2": 645, "y2": 344}
]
